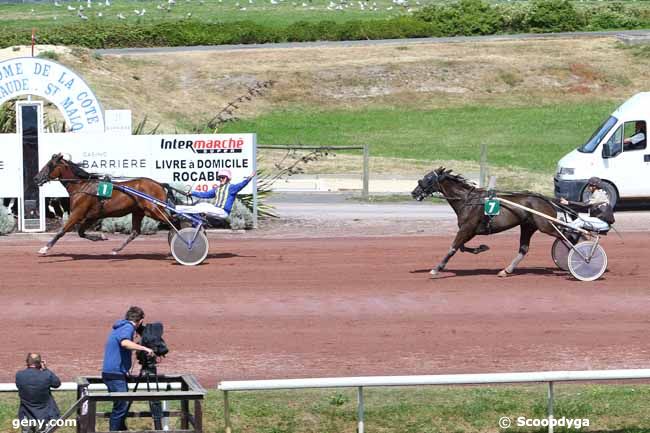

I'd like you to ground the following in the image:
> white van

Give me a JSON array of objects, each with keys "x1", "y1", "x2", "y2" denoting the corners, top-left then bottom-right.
[{"x1": 555, "y1": 92, "x2": 649, "y2": 207}]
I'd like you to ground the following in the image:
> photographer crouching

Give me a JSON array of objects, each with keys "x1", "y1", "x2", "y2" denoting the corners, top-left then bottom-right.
[
  {"x1": 15, "y1": 353, "x2": 61, "y2": 433},
  {"x1": 101, "y1": 306, "x2": 154, "y2": 431}
]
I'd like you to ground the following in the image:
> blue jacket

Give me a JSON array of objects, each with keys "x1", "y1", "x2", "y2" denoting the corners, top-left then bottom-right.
[
  {"x1": 191, "y1": 177, "x2": 253, "y2": 214},
  {"x1": 15, "y1": 368, "x2": 61, "y2": 421},
  {"x1": 102, "y1": 320, "x2": 136, "y2": 375}
]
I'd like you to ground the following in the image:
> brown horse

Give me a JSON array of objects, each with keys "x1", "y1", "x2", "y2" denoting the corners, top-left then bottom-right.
[
  {"x1": 34, "y1": 153, "x2": 179, "y2": 255},
  {"x1": 412, "y1": 167, "x2": 564, "y2": 277}
]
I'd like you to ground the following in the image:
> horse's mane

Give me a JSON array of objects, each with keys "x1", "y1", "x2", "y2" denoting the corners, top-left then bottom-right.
[
  {"x1": 66, "y1": 159, "x2": 101, "y2": 180},
  {"x1": 435, "y1": 167, "x2": 478, "y2": 188}
]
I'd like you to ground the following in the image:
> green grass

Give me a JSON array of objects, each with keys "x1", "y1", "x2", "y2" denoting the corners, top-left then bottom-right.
[
  {"x1": 2, "y1": 0, "x2": 650, "y2": 34},
  {"x1": 0, "y1": 0, "x2": 423, "y2": 30},
  {"x1": 219, "y1": 100, "x2": 619, "y2": 173},
  {"x1": 4, "y1": 384, "x2": 650, "y2": 432}
]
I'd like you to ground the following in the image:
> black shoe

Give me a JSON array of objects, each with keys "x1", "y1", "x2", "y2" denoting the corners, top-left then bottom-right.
[{"x1": 206, "y1": 215, "x2": 226, "y2": 228}]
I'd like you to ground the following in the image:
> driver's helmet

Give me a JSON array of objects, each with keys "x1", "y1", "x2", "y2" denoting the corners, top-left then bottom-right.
[
  {"x1": 587, "y1": 176, "x2": 603, "y2": 188},
  {"x1": 218, "y1": 169, "x2": 232, "y2": 181}
]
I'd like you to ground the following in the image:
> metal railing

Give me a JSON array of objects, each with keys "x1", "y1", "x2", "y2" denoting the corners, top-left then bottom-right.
[
  {"x1": 219, "y1": 368, "x2": 650, "y2": 433},
  {"x1": 259, "y1": 144, "x2": 369, "y2": 198}
]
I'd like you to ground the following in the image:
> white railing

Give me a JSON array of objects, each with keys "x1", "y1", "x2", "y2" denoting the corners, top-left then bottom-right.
[
  {"x1": 218, "y1": 369, "x2": 650, "y2": 433},
  {"x1": 0, "y1": 382, "x2": 182, "y2": 392},
  {"x1": 0, "y1": 382, "x2": 77, "y2": 392}
]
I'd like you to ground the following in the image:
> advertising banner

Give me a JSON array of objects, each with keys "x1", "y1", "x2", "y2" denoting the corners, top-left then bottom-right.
[{"x1": 39, "y1": 133, "x2": 256, "y2": 197}]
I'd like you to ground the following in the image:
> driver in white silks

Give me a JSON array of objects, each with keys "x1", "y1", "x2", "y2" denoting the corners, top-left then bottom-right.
[
  {"x1": 175, "y1": 169, "x2": 256, "y2": 219},
  {"x1": 560, "y1": 176, "x2": 615, "y2": 232}
]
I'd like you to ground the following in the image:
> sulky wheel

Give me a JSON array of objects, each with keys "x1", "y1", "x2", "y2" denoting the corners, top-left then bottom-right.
[
  {"x1": 168, "y1": 220, "x2": 193, "y2": 246},
  {"x1": 170, "y1": 227, "x2": 209, "y2": 266},
  {"x1": 567, "y1": 241, "x2": 608, "y2": 281}
]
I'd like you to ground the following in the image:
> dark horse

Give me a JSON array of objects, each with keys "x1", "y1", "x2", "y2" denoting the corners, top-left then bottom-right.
[
  {"x1": 34, "y1": 153, "x2": 179, "y2": 255},
  {"x1": 412, "y1": 167, "x2": 563, "y2": 277}
]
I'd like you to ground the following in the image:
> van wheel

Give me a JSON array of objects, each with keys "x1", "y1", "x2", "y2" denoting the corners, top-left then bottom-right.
[{"x1": 582, "y1": 181, "x2": 618, "y2": 208}]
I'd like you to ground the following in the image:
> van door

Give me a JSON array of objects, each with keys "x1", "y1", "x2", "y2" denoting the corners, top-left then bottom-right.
[
  {"x1": 617, "y1": 120, "x2": 649, "y2": 197},
  {"x1": 601, "y1": 124, "x2": 627, "y2": 196}
]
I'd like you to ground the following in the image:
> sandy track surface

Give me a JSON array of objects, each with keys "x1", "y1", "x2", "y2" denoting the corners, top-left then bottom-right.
[{"x1": 0, "y1": 231, "x2": 648, "y2": 388}]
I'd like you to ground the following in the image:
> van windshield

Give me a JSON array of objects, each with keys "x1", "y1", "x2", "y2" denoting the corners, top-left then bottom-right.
[{"x1": 578, "y1": 116, "x2": 618, "y2": 153}]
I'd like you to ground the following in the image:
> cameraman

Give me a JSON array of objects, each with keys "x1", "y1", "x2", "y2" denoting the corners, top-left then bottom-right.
[
  {"x1": 15, "y1": 353, "x2": 61, "y2": 433},
  {"x1": 101, "y1": 306, "x2": 153, "y2": 431}
]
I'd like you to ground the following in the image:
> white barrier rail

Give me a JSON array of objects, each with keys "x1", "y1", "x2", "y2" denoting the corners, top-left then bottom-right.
[
  {"x1": 219, "y1": 369, "x2": 650, "y2": 433},
  {"x1": 0, "y1": 382, "x2": 182, "y2": 392}
]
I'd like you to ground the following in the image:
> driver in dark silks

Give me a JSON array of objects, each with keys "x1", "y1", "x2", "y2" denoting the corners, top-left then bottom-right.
[{"x1": 559, "y1": 176, "x2": 615, "y2": 233}]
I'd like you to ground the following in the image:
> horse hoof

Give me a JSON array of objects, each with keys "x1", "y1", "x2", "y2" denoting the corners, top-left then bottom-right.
[
  {"x1": 111, "y1": 250, "x2": 119, "y2": 255},
  {"x1": 38, "y1": 247, "x2": 49, "y2": 255},
  {"x1": 100, "y1": 234, "x2": 108, "y2": 241},
  {"x1": 497, "y1": 270, "x2": 511, "y2": 278},
  {"x1": 429, "y1": 269, "x2": 441, "y2": 278}
]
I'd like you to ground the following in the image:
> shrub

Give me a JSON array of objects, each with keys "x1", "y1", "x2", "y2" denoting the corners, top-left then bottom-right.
[
  {"x1": 415, "y1": 0, "x2": 501, "y2": 36},
  {"x1": 227, "y1": 199, "x2": 254, "y2": 230},
  {"x1": 37, "y1": 50, "x2": 59, "y2": 61},
  {"x1": 100, "y1": 216, "x2": 159, "y2": 234},
  {"x1": 584, "y1": 3, "x2": 642, "y2": 31},
  {"x1": 0, "y1": 205, "x2": 16, "y2": 235},
  {"x1": 527, "y1": 0, "x2": 579, "y2": 33}
]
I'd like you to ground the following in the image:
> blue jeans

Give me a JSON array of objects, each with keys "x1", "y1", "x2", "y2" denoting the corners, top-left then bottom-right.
[{"x1": 103, "y1": 376, "x2": 128, "y2": 431}]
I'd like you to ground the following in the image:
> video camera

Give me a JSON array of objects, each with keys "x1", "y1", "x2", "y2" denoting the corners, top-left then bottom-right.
[{"x1": 136, "y1": 322, "x2": 169, "y2": 370}]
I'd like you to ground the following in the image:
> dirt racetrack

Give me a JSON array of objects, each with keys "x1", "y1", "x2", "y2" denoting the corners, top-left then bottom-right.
[{"x1": 1, "y1": 232, "x2": 649, "y2": 387}]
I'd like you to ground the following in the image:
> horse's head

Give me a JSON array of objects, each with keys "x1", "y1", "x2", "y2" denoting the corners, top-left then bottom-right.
[
  {"x1": 34, "y1": 153, "x2": 71, "y2": 186},
  {"x1": 412, "y1": 167, "x2": 449, "y2": 201}
]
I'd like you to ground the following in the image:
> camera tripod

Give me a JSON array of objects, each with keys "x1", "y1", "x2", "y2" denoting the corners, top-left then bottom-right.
[{"x1": 124, "y1": 364, "x2": 168, "y2": 430}]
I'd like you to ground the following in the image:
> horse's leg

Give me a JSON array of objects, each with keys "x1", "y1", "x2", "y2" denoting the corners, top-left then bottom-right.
[
  {"x1": 459, "y1": 244, "x2": 490, "y2": 254},
  {"x1": 498, "y1": 225, "x2": 536, "y2": 277},
  {"x1": 431, "y1": 228, "x2": 476, "y2": 277},
  {"x1": 78, "y1": 219, "x2": 108, "y2": 242},
  {"x1": 112, "y1": 211, "x2": 143, "y2": 254},
  {"x1": 38, "y1": 207, "x2": 87, "y2": 255}
]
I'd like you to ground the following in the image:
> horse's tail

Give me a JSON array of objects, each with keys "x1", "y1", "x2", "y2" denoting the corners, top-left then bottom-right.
[{"x1": 161, "y1": 183, "x2": 188, "y2": 205}]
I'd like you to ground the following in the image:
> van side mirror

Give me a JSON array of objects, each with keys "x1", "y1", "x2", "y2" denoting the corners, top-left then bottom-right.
[
  {"x1": 602, "y1": 142, "x2": 612, "y2": 158},
  {"x1": 602, "y1": 142, "x2": 621, "y2": 159}
]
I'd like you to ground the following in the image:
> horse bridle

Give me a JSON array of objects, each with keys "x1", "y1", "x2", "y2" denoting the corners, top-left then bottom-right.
[{"x1": 418, "y1": 170, "x2": 483, "y2": 207}]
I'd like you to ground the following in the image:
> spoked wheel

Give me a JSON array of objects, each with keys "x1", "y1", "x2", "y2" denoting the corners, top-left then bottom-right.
[
  {"x1": 168, "y1": 220, "x2": 193, "y2": 246},
  {"x1": 567, "y1": 241, "x2": 608, "y2": 281},
  {"x1": 551, "y1": 235, "x2": 584, "y2": 271},
  {"x1": 170, "y1": 227, "x2": 209, "y2": 266}
]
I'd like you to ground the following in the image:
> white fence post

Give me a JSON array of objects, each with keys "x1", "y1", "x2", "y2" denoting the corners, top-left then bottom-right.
[
  {"x1": 362, "y1": 144, "x2": 369, "y2": 200},
  {"x1": 357, "y1": 386, "x2": 365, "y2": 433}
]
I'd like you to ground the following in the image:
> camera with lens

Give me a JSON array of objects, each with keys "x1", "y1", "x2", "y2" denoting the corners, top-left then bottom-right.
[{"x1": 136, "y1": 322, "x2": 169, "y2": 370}]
